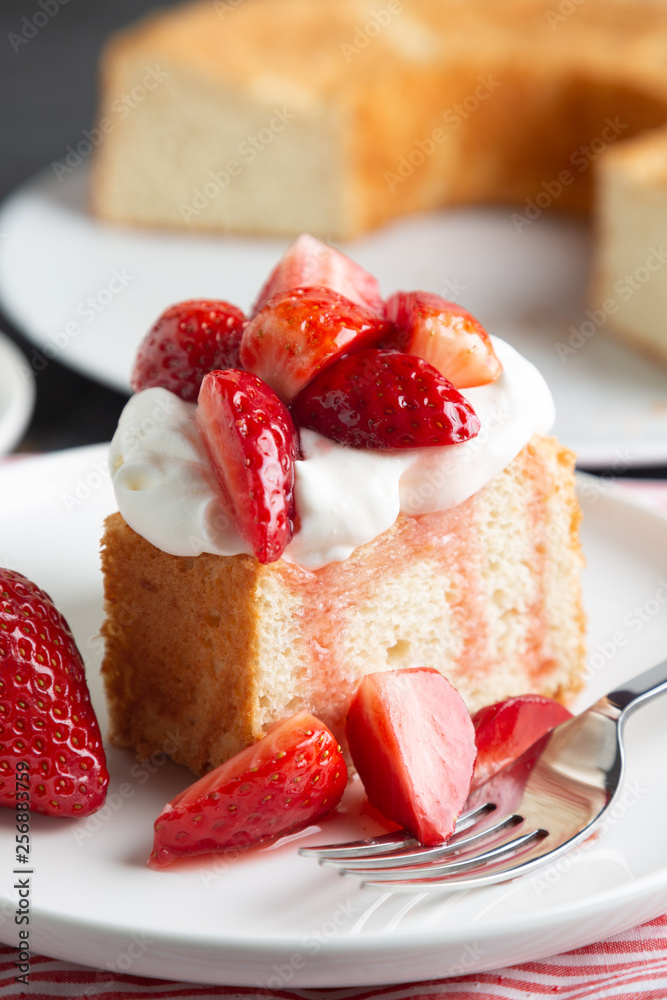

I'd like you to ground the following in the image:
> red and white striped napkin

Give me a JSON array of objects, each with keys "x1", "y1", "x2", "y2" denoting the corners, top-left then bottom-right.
[
  {"x1": 1, "y1": 479, "x2": 666, "y2": 1000},
  {"x1": 2, "y1": 914, "x2": 667, "y2": 999}
]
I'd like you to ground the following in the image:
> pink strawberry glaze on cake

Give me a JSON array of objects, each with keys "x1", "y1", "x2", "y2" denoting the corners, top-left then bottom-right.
[
  {"x1": 101, "y1": 429, "x2": 583, "y2": 774},
  {"x1": 229, "y1": 434, "x2": 571, "y2": 741}
]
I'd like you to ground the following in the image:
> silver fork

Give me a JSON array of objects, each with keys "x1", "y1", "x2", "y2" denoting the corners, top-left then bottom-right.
[{"x1": 300, "y1": 658, "x2": 667, "y2": 891}]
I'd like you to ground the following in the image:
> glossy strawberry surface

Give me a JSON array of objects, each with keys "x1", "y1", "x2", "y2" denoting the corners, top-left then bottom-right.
[
  {"x1": 131, "y1": 299, "x2": 247, "y2": 402},
  {"x1": 291, "y1": 348, "x2": 481, "y2": 450},
  {"x1": 240, "y1": 286, "x2": 387, "y2": 403},
  {"x1": 470, "y1": 694, "x2": 573, "y2": 790},
  {"x1": 150, "y1": 711, "x2": 347, "y2": 867},
  {"x1": 251, "y1": 233, "x2": 385, "y2": 318},
  {"x1": 385, "y1": 290, "x2": 502, "y2": 388},
  {"x1": 0, "y1": 569, "x2": 108, "y2": 817},
  {"x1": 346, "y1": 668, "x2": 477, "y2": 845},
  {"x1": 196, "y1": 369, "x2": 300, "y2": 563}
]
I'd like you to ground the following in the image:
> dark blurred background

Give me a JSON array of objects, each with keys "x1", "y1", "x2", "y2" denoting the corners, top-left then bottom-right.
[{"x1": 0, "y1": 0, "x2": 182, "y2": 451}]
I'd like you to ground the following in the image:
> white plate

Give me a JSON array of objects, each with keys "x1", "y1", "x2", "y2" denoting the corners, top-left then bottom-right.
[
  {"x1": 1, "y1": 168, "x2": 667, "y2": 467},
  {"x1": 0, "y1": 446, "x2": 667, "y2": 987},
  {"x1": 0, "y1": 332, "x2": 34, "y2": 454}
]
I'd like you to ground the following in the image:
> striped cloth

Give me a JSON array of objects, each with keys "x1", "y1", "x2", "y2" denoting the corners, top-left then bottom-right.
[
  {"x1": 2, "y1": 478, "x2": 666, "y2": 1000},
  {"x1": 2, "y1": 915, "x2": 667, "y2": 998}
]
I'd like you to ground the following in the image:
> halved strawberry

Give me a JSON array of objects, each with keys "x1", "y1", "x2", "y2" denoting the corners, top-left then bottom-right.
[
  {"x1": 0, "y1": 569, "x2": 109, "y2": 817},
  {"x1": 251, "y1": 233, "x2": 384, "y2": 318},
  {"x1": 196, "y1": 369, "x2": 299, "y2": 563},
  {"x1": 470, "y1": 695, "x2": 573, "y2": 791},
  {"x1": 240, "y1": 286, "x2": 387, "y2": 403},
  {"x1": 149, "y1": 711, "x2": 347, "y2": 867},
  {"x1": 291, "y1": 348, "x2": 480, "y2": 450},
  {"x1": 346, "y1": 668, "x2": 476, "y2": 845},
  {"x1": 131, "y1": 299, "x2": 247, "y2": 402},
  {"x1": 385, "y1": 291, "x2": 502, "y2": 388}
]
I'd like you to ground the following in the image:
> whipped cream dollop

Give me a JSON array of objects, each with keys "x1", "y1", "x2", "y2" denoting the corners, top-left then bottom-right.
[{"x1": 109, "y1": 338, "x2": 554, "y2": 569}]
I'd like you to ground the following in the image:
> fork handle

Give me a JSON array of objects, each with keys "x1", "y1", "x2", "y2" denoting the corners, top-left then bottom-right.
[{"x1": 606, "y1": 656, "x2": 667, "y2": 716}]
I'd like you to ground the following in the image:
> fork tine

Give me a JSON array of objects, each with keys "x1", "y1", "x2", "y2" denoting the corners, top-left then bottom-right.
[
  {"x1": 341, "y1": 827, "x2": 549, "y2": 884},
  {"x1": 450, "y1": 801, "x2": 497, "y2": 833},
  {"x1": 320, "y1": 813, "x2": 524, "y2": 870},
  {"x1": 360, "y1": 833, "x2": 552, "y2": 891},
  {"x1": 299, "y1": 830, "x2": 416, "y2": 860},
  {"x1": 298, "y1": 802, "x2": 496, "y2": 861}
]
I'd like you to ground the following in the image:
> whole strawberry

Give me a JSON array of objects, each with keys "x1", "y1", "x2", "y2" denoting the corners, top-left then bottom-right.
[
  {"x1": 291, "y1": 349, "x2": 481, "y2": 449},
  {"x1": 131, "y1": 299, "x2": 247, "y2": 402},
  {"x1": 0, "y1": 569, "x2": 109, "y2": 817},
  {"x1": 196, "y1": 369, "x2": 300, "y2": 563}
]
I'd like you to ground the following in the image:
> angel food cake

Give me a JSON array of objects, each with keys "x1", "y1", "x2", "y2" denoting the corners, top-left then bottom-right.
[
  {"x1": 100, "y1": 237, "x2": 585, "y2": 776},
  {"x1": 90, "y1": 0, "x2": 667, "y2": 239},
  {"x1": 592, "y1": 127, "x2": 667, "y2": 366}
]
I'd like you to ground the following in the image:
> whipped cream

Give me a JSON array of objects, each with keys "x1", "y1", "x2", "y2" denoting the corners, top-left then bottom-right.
[{"x1": 109, "y1": 338, "x2": 554, "y2": 569}]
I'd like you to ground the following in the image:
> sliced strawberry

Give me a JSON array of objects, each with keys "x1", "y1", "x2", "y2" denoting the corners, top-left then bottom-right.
[
  {"x1": 131, "y1": 299, "x2": 247, "y2": 402},
  {"x1": 196, "y1": 369, "x2": 299, "y2": 563},
  {"x1": 251, "y1": 233, "x2": 384, "y2": 318},
  {"x1": 346, "y1": 669, "x2": 476, "y2": 845},
  {"x1": 240, "y1": 286, "x2": 387, "y2": 403},
  {"x1": 470, "y1": 695, "x2": 573, "y2": 791},
  {"x1": 0, "y1": 569, "x2": 109, "y2": 818},
  {"x1": 291, "y1": 348, "x2": 480, "y2": 450},
  {"x1": 385, "y1": 291, "x2": 502, "y2": 388},
  {"x1": 150, "y1": 711, "x2": 347, "y2": 867}
]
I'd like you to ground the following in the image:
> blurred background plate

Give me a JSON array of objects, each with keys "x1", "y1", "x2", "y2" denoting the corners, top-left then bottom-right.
[{"x1": 0, "y1": 329, "x2": 34, "y2": 454}]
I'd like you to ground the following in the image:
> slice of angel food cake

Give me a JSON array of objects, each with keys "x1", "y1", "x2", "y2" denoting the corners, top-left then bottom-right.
[{"x1": 100, "y1": 235, "x2": 585, "y2": 785}]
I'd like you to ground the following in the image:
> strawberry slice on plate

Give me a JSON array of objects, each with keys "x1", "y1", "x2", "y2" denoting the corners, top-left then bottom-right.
[
  {"x1": 150, "y1": 711, "x2": 348, "y2": 867},
  {"x1": 131, "y1": 299, "x2": 247, "y2": 402},
  {"x1": 291, "y1": 348, "x2": 480, "y2": 450},
  {"x1": 240, "y1": 286, "x2": 387, "y2": 403},
  {"x1": 385, "y1": 290, "x2": 502, "y2": 388},
  {"x1": 0, "y1": 569, "x2": 109, "y2": 817},
  {"x1": 471, "y1": 694, "x2": 573, "y2": 791},
  {"x1": 251, "y1": 233, "x2": 384, "y2": 318},
  {"x1": 196, "y1": 369, "x2": 300, "y2": 563},
  {"x1": 346, "y1": 668, "x2": 476, "y2": 845}
]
